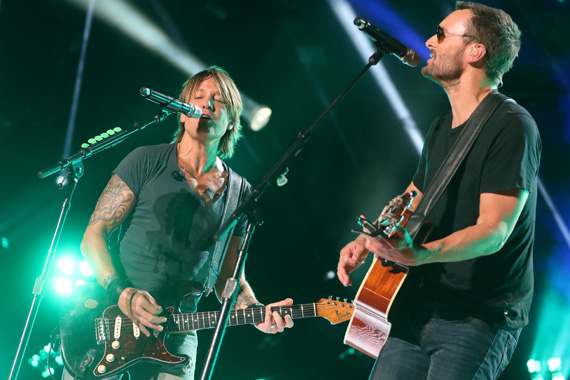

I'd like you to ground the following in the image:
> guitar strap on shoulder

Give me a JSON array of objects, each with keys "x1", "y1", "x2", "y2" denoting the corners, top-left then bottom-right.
[
  {"x1": 405, "y1": 91, "x2": 511, "y2": 240},
  {"x1": 204, "y1": 167, "x2": 247, "y2": 296}
]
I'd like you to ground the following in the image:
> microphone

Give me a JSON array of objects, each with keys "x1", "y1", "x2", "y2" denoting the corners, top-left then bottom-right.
[
  {"x1": 140, "y1": 87, "x2": 202, "y2": 119},
  {"x1": 354, "y1": 18, "x2": 420, "y2": 67}
]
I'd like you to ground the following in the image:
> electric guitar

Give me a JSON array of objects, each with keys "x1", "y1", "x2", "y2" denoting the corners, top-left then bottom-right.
[
  {"x1": 344, "y1": 191, "x2": 429, "y2": 359},
  {"x1": 60, "y1": 297, "x2": 353, "y2": 379}
]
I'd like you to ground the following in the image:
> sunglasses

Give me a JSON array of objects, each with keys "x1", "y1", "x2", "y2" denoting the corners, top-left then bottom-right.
[{"x1": 436, "y1": 25, "x2": 478, "y2": 43}]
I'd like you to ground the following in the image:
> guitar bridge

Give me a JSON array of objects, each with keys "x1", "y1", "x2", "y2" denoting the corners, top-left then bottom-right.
[{"x1": 95, "y1": 317, "x2": 109, "y2": 345}]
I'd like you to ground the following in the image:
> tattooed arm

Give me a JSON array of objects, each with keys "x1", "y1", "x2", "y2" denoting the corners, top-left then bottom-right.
[
  {"x1": 215, "y1": 236, "x2": 294, "y2": 334},
  {"x1": 81, "y1": 174, "x2": 135, "y2": 286},
  {"x1": 81, "y1": 174, "x2": 166, "y2": 337}
]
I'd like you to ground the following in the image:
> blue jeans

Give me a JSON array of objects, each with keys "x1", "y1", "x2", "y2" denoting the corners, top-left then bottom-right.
[{"x1": 369, "y1": 316, "x2": 521, "y2": 380}]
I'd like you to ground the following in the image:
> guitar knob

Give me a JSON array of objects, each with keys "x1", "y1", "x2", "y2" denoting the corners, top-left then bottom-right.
[
  {"x1": 112, "y1": 340, "x2": 121, "y2": 349},
  {"x1": 97, "y1": 365, "x2": 107, "y2": 374},
  {"x1": 106, "y1": 354, "x2": 116, "y2": 363}
]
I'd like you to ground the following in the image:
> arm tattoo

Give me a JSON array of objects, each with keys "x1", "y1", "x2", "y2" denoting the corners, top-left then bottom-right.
[
  {"x1": 235, "y1": 292, "x2": 257, "y2": 309},
  {"x1": 88, "y1": 174, "x2": 135, "y2": 229},
  {"x1": 103, "y1": 274, "x2": 119, "y2": 290}
]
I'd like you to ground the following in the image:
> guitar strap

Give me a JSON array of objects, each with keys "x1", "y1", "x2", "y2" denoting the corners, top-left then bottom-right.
[
  {"x1": 405, "y1": 91, "x2": 512, "y2": 240},
  {"x1": 204, "y1": 167, "x2": 247, "y2": 296}
]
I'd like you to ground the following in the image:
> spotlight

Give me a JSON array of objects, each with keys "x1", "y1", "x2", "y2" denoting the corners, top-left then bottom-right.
[
  {"x1": 249, "y1": 106, "x2": 272, "y2": 132},
  {"x1": 58, "y1": 258, "x2": 75, "y2": 275},
  {"x1": 55, "y1": 277, "x2": 73, "y2": 295},
  {"x1": 1, "y1": 236, "x2": 8, "y2": 249},
  {"x1": 548, "y1": 358, "x2": 562, "y2": 372},
  {"x1": 78, "y1": 260, "x2": 94, "y2": 277},
  {"x1": 528, "y1": 359, "x2": 541, "y2": 373},
  {"x1": 243, "y1": 95, "x2": 272, "y2": 131}
]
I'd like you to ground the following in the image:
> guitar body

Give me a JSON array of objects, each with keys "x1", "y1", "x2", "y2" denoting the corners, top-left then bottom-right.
[
  {"x1": 60, "y1": 301, "x2": 187, "y2": 379},
  {"x1": 344, "y1": 258, "x2": 408, "y2": 358},
  {"x1": 344, "y1": 191, "x2": 432, "y2": 359}
]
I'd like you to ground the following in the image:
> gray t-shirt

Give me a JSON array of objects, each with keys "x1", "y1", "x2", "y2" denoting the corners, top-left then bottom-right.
[{"x1": 113, "y1": 143, "x2": 247, "y2": 304}]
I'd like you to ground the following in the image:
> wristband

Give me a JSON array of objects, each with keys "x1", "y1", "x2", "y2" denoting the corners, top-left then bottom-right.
[{"x1": 106, "y1": 277, "x2": 130, "y2": 304}]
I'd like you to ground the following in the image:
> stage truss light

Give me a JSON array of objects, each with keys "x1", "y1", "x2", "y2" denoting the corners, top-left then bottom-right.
[{"x1": 66, "y1": 0, "x2": 271, "y2": 130}]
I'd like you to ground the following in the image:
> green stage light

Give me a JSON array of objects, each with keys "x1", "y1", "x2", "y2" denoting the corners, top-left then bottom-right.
[
  {"x1": 78, "y1": 260, "x2": 93, "y2": 277},
  {"x1": 528, "y1": 359, "x2": 541, "y2": 373},
  {"x1": 55, "y1": 277, "x2": 73, "y2": 295},
  {"x1": 549, "y1": 358, "x2": 562, "y2": 372},
  {"x1": 58, "y1": 258, "x2": 75, "y2": 275}
]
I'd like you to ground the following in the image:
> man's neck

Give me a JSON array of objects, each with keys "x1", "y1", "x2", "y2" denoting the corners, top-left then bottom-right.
[
  {"x1": 177, "y1": 137, "x2": 220, "y2": 175},
  {"x1": 445, "y1": 75, "x2": 493, "y2": 128}
]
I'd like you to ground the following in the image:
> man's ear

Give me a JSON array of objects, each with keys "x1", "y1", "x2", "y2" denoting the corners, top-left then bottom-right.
[{"x1": 468, "y1": 43, "x2": 486, "y2": 62}]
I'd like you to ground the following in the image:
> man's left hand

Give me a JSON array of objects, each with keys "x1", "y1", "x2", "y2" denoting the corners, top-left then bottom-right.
[{"x1": 255, "y1": 298, "x2": 295, "y2": 334}]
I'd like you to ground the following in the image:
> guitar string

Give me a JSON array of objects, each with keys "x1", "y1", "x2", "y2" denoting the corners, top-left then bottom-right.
[{"x1": 96, "y1": 304, "x2": 354, "y2": 333}]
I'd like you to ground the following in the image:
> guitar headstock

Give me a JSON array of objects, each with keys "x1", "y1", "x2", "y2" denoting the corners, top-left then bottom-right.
[
  {"x1": 377, "y1": 190, "x2": 417, "y2": 238},
  {"x1": 315, "y1": 297, "x2": 354, "y2": 325}
]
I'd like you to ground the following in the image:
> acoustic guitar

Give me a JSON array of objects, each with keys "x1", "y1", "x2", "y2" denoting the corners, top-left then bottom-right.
[{"x1": 344, "y1": 191, "x2": 420, "y2": 359}]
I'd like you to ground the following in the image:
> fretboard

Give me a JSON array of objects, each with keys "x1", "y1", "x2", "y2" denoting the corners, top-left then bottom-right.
[{"x1": 166, "y1": 303, "x2": 318, "y2": 332}]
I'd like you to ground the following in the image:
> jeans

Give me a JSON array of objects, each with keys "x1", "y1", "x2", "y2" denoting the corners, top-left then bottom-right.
[{"x1": 369, "y1": 315, "x2": 521, "y2": 380}]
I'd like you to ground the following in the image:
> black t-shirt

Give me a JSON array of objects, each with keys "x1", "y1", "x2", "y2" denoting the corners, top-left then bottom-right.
[
  {"x1": 113, "y1": 144, "x2": 248, "y2": 301},
  {"x1": 406, "y1": 96, "x2": 541, "y2": 329}
]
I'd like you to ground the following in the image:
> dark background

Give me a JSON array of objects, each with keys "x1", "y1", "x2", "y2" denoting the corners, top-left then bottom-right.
[{"x1": 1, "y1": 0, "x2": 569, "y2": 379}]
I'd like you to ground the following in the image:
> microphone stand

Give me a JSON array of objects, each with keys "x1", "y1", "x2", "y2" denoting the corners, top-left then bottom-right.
[
  {"x1": 8, "y1": 111, "x2": 171, "y2": 380},
  {"x1": 199, "y1": 49, "x2": 387, "y2": 380}
]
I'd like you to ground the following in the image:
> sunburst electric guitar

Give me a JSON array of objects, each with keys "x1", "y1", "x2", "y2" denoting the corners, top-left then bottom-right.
[
  {"x1": 60, "y1": 297, "x2": 353, "y2": 379},
  {"x1": 344, "y1": 191, "x2": 426, "y2": 359}
]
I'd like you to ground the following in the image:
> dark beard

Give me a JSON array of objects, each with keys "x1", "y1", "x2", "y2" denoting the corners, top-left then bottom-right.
[{"x1": 421, "y1": 52, "x2": 463, "y2": 87}]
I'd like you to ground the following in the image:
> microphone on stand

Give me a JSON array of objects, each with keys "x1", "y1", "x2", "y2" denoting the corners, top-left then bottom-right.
[
  {"x1": 354, "y1": 18, "x2": 420, "y2": 67},
  {"x1": 139, "y1": 87, "x2": 202, "y2": 118}
]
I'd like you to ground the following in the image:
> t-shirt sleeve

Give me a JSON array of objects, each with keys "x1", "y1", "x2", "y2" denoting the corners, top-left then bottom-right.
[
  {"x1": 480, "y1": 111, "x2": 541, "y2": 194},
  {"x1": 113, "y1": 147, "x2": 151, "y2": 196}
]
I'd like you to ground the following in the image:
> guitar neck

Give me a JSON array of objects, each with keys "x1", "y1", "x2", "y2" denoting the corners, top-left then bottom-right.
[{"x1": 167, "y1": 303, "x2": 318, "y2": 333}]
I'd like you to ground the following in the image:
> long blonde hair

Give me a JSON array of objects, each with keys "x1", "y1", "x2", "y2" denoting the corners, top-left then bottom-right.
[{"x1": 171, "y1": 66, "x2": 243, "y2": 159}]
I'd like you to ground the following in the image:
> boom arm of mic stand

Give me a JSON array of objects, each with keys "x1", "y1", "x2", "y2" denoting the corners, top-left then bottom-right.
[
  {"x1": 214, "y1": 49, "x2": 385, "y2": 242},
  {"x1": 38, "y1": 111, "x2": 171, "y2": 179}
]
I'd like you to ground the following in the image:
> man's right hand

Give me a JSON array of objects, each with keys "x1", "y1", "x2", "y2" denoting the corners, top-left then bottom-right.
[
  {"x1": 337, "y1": 238, "x2": 369, "y2": 287},
  {"x1": 118, "y1": 288, "x2": 167, "y2": 337}
]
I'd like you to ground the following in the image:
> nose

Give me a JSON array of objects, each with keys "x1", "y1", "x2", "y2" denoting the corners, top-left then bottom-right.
[
  {"x1": 426, "y1": 34, "x2": 437, "y2": 49},
  {"x1": 205, "y1": 98, "x2": 214, "y2": 111}
]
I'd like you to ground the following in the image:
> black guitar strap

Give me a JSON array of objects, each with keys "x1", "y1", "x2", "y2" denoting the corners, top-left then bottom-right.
[
  {"x1": 204, "y1": 167, "x2": 247, "y2": 296},
  {"x1": 405, "y1": 91, "x2": 512, "y2": 240}
]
